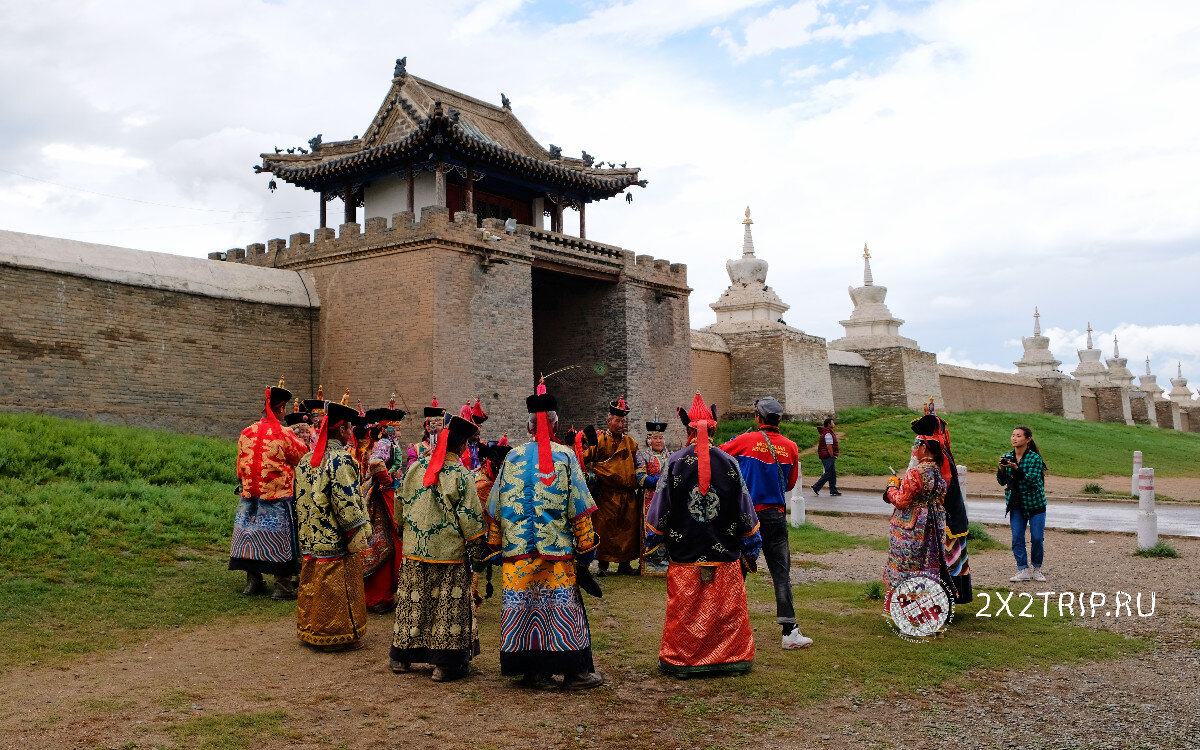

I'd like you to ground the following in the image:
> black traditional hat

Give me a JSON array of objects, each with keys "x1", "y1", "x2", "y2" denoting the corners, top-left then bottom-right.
[
  {"x1": 365, "y1": 408, "x2": 407, "y2": 424},
  {"x1": 423, "y1": 397, "x2": 445, "y2": 419},
  {"x1": 444, "y1": 414, "x2": 478, "y2": 443},
  {"x1": 526, "y1": 385, "x2": 557, "y2": 413},
  {"x1": 324, "y1": 401, "x2": 359, "y2": 429},
  {"x1": 284, "y1": 412, "x2": 311, "y2": 427},
  {"x1": 608, "y1": 395, "x2": 630, "y2": 416},
  {"x1": 645, "y1": 409, "x2": 668, "y2": 433},
  {"x1": 302, "y1": 385, "x2": 326, "y2": 415},
  {"x1": 268, "y1": 377, "x2": 292, "y2": 406}
]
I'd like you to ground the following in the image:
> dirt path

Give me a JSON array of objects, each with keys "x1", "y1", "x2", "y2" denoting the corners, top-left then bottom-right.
[{"x1": 3, "y1": 518, "x2": 1198, "y2": 749}]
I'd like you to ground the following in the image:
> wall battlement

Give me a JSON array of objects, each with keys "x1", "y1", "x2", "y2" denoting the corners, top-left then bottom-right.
[{"x1": 211, "y1": 207, "x2": 688, "y2": 293}]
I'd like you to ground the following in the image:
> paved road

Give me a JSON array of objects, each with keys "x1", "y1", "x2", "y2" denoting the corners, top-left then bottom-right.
[{"x1": 802, "y1": 491, "x2": 1200, "y2": 538}]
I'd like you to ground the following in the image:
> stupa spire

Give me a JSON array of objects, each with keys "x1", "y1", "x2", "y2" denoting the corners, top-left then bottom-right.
[
  {"x1": 1113, "y1": 334, "x2": 1120, "y2": 358},
  {"x1": 741, "y1": 206, "x2": 755, "y2": 257},
  {"x1": 1146, "y1": 356, "x2": 1152, "y2": 376},
  {"x1": 862, "y1": 243, "x2": 873, "y2": 286},
  {"x1": 1086, "y1": 322, "x2": 1093, "y2": 349},
  {"x1": 1033, "y1": 306, "x2": 1041, "y2": 336}
]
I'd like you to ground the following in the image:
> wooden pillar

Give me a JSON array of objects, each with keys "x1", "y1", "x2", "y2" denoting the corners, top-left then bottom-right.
[
  {"x1": 319, "y1": 191, "x2": 327, "y2": 229},
  {"x1": 406, "y1": 165, "x2": 415, "y2": 214},
  {"x1": 343, "y1": 185, "x2": 354, "y2": 224},
  {"x1": 554, "y1": 203, "x2": 564, "y2": 234},
  {"x1": 578, "y1": 202, "x2": 586, "y2": 239},
  {"x1": 434, "y1": 162, "x2": 446, "y2": 208},
  {"x1": 465, "y1": 168, "x2": 475, "y2": 215}
]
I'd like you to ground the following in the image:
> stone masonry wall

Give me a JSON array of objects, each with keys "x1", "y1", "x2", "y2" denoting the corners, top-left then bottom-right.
[
  {"x1": 781, "y1": 330, "x2": 835, "y2": 421},
  {"x1": 1154, "y1": 400, "x2": 1182, "y2": 431},
  {"x1": 938, "y1": 375, "x2": 1043, "y2": 414},
  {"x1": 0, "y1": 264, "x2": 315, "y2": 437},
  {"x1": 691, "y1": 349, "x2": 732, "y2": 420},
  {"x1": 723, "y1": 330, "x2": 787, "y2": 418},
  {"x1": 1093, "y1": 386, "x2": 1133, "y2": 425},
  {"x1": 1129, "y1": 392, "x2": 1157, "y2": 427},
  {"x1": 1081, "y1": 393, "x2": 1100, "y2": 422},
  {"x1": 854, "y1": 347, "x2": 943, "y2": 409},
  {"x1": 829, "y1": 364, "x2": 871, "y2": 411}
]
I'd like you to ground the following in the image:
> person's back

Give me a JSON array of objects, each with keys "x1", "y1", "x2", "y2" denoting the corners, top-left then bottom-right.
[{"x1": 717, "y1": 396, "x2": 812, "y2": 650}]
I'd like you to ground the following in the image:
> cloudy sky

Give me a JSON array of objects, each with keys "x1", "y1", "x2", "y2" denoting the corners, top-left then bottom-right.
[{"x1": 3, "y1": 0, "x2": 1199, "y2": 394}]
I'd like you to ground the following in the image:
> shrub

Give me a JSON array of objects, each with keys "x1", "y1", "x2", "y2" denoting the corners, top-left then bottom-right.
[
  {"x1": 1134, "y1": 541, "x2": 1180, "y2": 559},
  {"x1": 1082, "y1": 482, "x2": 1104, "y2": 494},
  {"x1": 863, "y1": 580, "x2": 884, "y2": 600}
]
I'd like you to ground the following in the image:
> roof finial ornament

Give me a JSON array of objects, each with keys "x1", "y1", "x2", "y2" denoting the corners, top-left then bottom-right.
[
  {"x1": 1086, "y1": 322, "x2": 1093, "y2": 349},
  {"x1": 1033, "y1": 306, "x2": 1041, "y2": 336},
  {"x1": 393, "y1": 56, "x2": 407, "y2": 79},
  {"x1": 862, "y1": 243, "x2": 874, "y2": 286},
  {"x1": 501, "y1": 92, "x2": 511, "y2": 110},
  {"x1": 1180, "y1": 361, "x2": 1184, "y2": 378},
  {"x1": 1113, "y1": 334, "x2": 1120, "y2": 358},
  {"x1": 1146, "y1": 356, "x2": 1152, "y2": 376},
  {"x1": 741, "y1": 207, "x2": 755, "y2": 257}
]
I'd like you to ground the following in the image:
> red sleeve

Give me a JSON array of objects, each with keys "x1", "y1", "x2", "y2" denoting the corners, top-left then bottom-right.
[
  {"x1": 885, "y1": 468, "x2": 923, "y2": 510},
  {"x1": 282, "y1": 430, "x2": 309, "y2": 465},
  {"x1": 719, "y1": 433, "x2": 747, "y2": 456},
  {"x1": 787, "y1": 445, "x2": 799, "y2": 491}
]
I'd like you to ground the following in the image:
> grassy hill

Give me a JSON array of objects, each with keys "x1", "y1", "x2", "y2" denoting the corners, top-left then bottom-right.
[
  {"x1": 0, "y1": 412, "x2": 293, "y2": 670},
  {"x1": 716, "y1": 407, "x2": 1200, "y2": 478}
]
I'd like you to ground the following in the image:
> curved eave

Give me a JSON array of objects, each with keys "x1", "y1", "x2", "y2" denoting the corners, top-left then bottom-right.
[{"x1": 263, "y1": 117, "x2": 642, "y2": 200}]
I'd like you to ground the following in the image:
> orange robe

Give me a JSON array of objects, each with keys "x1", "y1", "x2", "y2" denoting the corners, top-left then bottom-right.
[{"x1": 585, "y1": 431, "x2": 641, "y2": 563}]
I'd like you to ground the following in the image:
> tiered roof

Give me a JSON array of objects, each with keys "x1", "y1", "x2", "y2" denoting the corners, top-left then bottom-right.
[{"x1": 260, "y1": 67, "x2": 644, "y2": 203}]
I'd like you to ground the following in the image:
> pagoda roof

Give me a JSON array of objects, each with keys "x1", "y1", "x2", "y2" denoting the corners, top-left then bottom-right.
[{"x1": 260, "y1": 71, "x2": 644, "y2": 202}]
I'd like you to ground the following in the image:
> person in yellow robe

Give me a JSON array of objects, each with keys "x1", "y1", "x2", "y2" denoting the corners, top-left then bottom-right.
[{"x1": 584, "y1": 396, "x2": 641, "y2": 576}]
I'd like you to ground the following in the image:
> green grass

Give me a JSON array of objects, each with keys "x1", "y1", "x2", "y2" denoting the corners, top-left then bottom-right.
[
  {"x1": 1134, "y1": 541, "x2": 1180, "y2": 559},
  {"x1": 1082, "y1": 482, "x2": 1105, "y2": 494},
  {"x1": 966, "y1": 521, "x2": 1006, "y2": 551},
  {"x1": 788, "y1": 522, "x2": 887, "y2": 554},
  {"x1": 0, "y1": 412, "x2": 293, "y2": 670},
  {"x1": 166, "y1": 709, "x2": 295, "y2": 750},
  {"x1": 718, "y1": 408, "x2": 1200, "y2": 478}
]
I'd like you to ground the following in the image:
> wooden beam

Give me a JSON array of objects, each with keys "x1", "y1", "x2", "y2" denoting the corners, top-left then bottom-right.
[
  {"x1": 531, "y1": 258, "x2": 619, "y2": 283},
  {"x1": 578, "y1": 202, "x2": 586, "y2": 239},
  {"x1": 343, "y1": 185, "x2": 354, "y2": 224},
  {"x1": 406, "y1": 165, "x2": 415, "y2": 214},
  {"x1": 319, "y1": 191, "x2": 326, "y2": 229}
]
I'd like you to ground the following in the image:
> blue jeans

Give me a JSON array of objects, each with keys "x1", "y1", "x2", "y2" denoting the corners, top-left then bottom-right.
[
  {"x1": 812, "y1": 457, "x2": 837, "y2": 493},
  {"x1": 1010, "y1": 507, "x2": 1045, "y2": 569}
]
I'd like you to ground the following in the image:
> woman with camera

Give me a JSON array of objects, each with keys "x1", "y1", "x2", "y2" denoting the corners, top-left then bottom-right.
[{"x1": 997, "y1": 426, "x2": 1047, "y2": 582}]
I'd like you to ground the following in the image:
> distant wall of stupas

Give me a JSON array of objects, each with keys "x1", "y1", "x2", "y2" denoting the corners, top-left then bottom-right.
[{"x1": 691, "y1": 211, "x2": 1200, "y2": 433}]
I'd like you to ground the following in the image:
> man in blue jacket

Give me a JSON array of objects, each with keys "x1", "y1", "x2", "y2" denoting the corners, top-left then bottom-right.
[{"x1": 719, "y1": 396, "x2": 814, "y2": 650}]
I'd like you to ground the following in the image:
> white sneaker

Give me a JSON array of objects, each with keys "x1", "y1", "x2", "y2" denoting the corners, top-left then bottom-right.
[
  {"x1": 782, "y1": 629, "x2": 813, "y2": 649},
  {"x1": 1032, "y1": 568, "x2": 1047, "y2": 582},
  {"x1": 1009, "y1": 568, "x2": 1034, "y2": 582}
]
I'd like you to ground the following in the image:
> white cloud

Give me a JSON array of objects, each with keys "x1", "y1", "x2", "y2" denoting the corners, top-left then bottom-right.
[
  {"x1": 41, "y1": 143, "x2": 149, "y2": 169},
  {"x1": 454, "y1": 0, "x2": 529, "y2": 37},
  {"x1": 936, "y1": 347, "x2": 1017, "y2": 374},
  {"x1": 569, "y1": 0, "x2": 770, "y2": 43}
]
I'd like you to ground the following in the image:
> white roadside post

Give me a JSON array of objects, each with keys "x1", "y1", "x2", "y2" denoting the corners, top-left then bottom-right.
[
  {"x1": 1132, "y1": 450, "x2": 1143, "y2": 496},
  {"x1": 790, "y1": 460, "x2": 805, "y2": 527},
  {"x1": 1137, "y1": 467, "x2": 1158, "y2": 550}
]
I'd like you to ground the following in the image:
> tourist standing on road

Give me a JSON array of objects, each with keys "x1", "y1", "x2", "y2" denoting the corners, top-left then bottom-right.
[
  {"x1": 883, "y1": 435, "x2": 949, "y2": 600},
  {"x1": 485, "y1": 379, "x2": 604, "y2": 690},
  {"x1": 584, "y1": 396, "x2": 642, "y2": 576},
  {"x1": 719, "y1": 396, "x2": 813, "y2": 649},
  {"x1": 390, "y1": 414, "x2": 488, "y2": 682},
  {"x1": 229, "y1": 379, "x2": 310, "y2": 600},
  {"x1": 811, "y1": 417, "x2": 841, "y2": 496},
  {"x1": 998, "y1": 425, "x2": 1047, "y2": 582},
  {"x1": 646, "y1": 393, "x2": 762, "y2": 676},
  {"x1": 294, "y1": 401, "x2": 373, "y2": 651}
]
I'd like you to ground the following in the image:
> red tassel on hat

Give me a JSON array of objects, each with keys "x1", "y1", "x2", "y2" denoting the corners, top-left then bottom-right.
[
  {"x1": 573, "y1": 429, "x2": 586, "y2": 469},
  {"x1": 423, "y1": 430, "x2": 451, "y2": 487},
  {"x1": 263, "y1": 388, "x2": 281, "y2": 429},
  {"x1": 460, "y1": 402, "x2": 474, "y2": 421},
  {"x1": 310, "y1": 411, "x2": 331, "y2": 468},
  {"x1": 498, "y1": 433, "x2": 508, "y2": 447},
  {"x1": 534, "y1": 379, "x2": 554, "y2": 486},
  {"x1": 471, "y1": 398, "x2": 487, "y2": 423},
  {"x1": 686, "y1": 393, "x2": 716, "y2": 495}
]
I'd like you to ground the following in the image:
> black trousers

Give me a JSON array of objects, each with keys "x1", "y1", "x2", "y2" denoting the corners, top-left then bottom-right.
[
  {"x1": 812, "y1": 457, "x2": 838, "y2": 493},
  {"x1": 757, "y1": 508, "x2": 795, "y2": 628}
]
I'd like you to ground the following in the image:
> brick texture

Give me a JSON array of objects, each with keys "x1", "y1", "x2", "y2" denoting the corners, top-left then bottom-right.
[
  {"x1": 939, "y1": 376, "x2": 1043, "y2": 414},
  {"x1": 692, "y1": 349, "x2": 732, "y2": 418},
  {"x1": 830, "y1": 364, "x2": 871, "y2": 410},
  {"x1": 1, "y1": 265, "x2": 315, "y2": 437}
]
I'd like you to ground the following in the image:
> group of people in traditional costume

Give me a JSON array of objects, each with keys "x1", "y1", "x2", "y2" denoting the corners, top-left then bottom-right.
[{"x1": 230, "y1": 374, "x2": 988, "y2": 686}]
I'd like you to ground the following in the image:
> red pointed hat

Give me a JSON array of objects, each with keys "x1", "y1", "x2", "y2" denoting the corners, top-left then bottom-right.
[
  {"x1": 471, "y1": 398, "x2": 488, "y2": 425},
  {"x1": 459, "y1": 401, "x2": 474, "y2": 422},
  {"x1": 686, "y1": 392, "x2": 717, "y2": 495}
]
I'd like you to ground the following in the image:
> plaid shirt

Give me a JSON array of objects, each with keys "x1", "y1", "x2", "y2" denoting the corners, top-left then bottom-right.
[{"x1": 997, "y1": 450, "x2": 1046, "y2": 517}]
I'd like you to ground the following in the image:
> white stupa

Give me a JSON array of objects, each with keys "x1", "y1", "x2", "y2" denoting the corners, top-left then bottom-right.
[
  {"x1": 707, "y1": 207, "x2": 790, "y2": 330},
  {"x1": 828, "y1": 244, "x2": 918, "y2": 351},
  {"x1": 1014, "y1": 307, "x2": 1064, "y2": 377},
  {"x1": 1138, "y1": 356, "x2": 1164, "y2": 400},
  {"x1": 1071, "y1": 323, "x2": 1109, "y2": 385},
  {"x1": 1105, "y1": 335, "x2": 1136, "y2": 387},
  {"x1": 1168, "y1": 362, "x2": 1194, "y2": 404}
]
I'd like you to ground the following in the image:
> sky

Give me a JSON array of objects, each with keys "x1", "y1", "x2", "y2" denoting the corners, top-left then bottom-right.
[{"x1": 2, "y1": 0, "x2": 1199, "y2": 396}]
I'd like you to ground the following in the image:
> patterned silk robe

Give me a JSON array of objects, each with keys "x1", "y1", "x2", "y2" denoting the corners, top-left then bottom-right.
[{"x1": 229, "y1": 417, "x2": 309, "y2": 577}]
